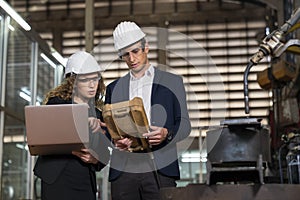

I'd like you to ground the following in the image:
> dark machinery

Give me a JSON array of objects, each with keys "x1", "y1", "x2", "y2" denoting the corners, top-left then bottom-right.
[
  {"x1": 280, "y1": 130, "x2": 300, "y2": 184},
  {"x1": 206, "y1": 118, "x2": 270, "y2": 184},
  {"x1": 274, "y1": 130, "x2": 300, "y2": 184}
]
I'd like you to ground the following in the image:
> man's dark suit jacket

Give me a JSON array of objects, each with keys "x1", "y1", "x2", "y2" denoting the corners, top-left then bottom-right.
[{"x1": 105, "y1": 67, "x2": 191, "y2": 181}]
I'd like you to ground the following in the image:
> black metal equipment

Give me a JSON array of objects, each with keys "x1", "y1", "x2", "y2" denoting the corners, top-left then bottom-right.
[
  {"x1": 286, "y1": 147, "x2": 300, "y2": 184},
  {"x1": 206, "y1": 118, "x2": 271, "y2": 185},
  {"x1": 283, "y1": 132, "x2": 300, "y2": 184}
]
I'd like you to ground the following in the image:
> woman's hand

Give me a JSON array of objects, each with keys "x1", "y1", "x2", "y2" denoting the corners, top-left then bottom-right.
[
  {"x1": 88, "y1": 117, "x2": 106, "y2": 134},
  {"x1": 72, "y1": 148, "x2": 99, "y2": 164},
  {"x1": 113, "y1": 138, "x2": 132, "y2": 151}
]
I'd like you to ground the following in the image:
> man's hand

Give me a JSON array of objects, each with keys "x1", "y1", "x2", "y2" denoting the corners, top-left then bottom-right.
[
  {"x1": 143, "y1": 125, "x2": 168, "y2": 146},
  {"x1": 72, "y1": 148, "x2": 99, "y2": 164}
]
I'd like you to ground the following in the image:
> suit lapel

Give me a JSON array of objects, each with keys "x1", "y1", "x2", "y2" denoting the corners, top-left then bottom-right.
[
  {"x1": 151, "y1": 68, "x2": 162, "y2": 100},
  {"x1": 121, "y1": 73, "x2": 130, "y2": 100},
  {"x1": 110, "y1": 73, "x2": 130, "y2": 103}
]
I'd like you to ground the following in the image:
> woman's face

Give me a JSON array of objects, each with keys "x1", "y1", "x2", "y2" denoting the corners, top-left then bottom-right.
[{"x1": 74, "y1": 72, "x2": 100, "y2": 103}]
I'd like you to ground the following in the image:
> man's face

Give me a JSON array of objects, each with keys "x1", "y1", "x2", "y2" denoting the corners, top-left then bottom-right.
[{"x1": 119, "y1": 42, "x2": 149, "y2": 77}]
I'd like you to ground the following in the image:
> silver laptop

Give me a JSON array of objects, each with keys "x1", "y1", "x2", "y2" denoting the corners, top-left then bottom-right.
[{"x1": 25, "y1": 104, "x2": 89, "y2": 156}]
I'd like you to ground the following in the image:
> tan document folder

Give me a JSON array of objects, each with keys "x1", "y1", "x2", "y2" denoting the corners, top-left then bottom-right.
[{"x1": 102, "y1": 97, "x2": 150, "y2": 152}]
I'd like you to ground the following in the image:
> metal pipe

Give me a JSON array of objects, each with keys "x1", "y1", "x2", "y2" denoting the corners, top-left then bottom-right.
[{"x1": 243, "y1": 61, "x2": 255, "y2": 114}]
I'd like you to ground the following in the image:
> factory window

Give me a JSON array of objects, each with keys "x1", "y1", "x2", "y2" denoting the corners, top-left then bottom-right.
[{"x1": 168, "y1": 20, "x2": 270, "y2": 136}]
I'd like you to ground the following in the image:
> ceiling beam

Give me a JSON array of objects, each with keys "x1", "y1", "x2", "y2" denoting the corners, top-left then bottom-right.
[
  {"x1": 28, "y1": 8, "x2": 268, "y2": 32},
  {"x1": 85, "y1": 0, "x2": 94, "y2": 52}
]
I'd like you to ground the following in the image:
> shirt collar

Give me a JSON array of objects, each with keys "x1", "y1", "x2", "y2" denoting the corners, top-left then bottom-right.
[{"x1": 130, "y1": 65, "x2": 155, "y2": 80}]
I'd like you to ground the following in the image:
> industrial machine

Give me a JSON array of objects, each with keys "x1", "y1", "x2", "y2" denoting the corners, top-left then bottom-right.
[
  {"x1": 242, "y1": 6, "x2": 300, "y2": 184},
  {"x1": 206, "y1": 7, "x2": 300, "y2": 185}
]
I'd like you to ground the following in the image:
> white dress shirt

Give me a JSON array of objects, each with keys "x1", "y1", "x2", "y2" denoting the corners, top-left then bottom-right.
[{"x1": 129, "y1": 65, "x2": 155, "y2": 124}]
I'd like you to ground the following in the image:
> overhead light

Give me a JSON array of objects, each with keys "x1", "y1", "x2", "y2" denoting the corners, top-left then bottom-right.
[
  {"x1": 0, "y1": 0, "x2": 31, "y2": 31},
  {"x1": 4, "y1": 135, "x2": 26, "y2": 143},
  {"x1": 16, "y1": 143, "x2": 28, "y2": 151},
  {"x1": 265, "y1": 27, "x2": 270, "y2": 35},
  {"x1": 41, "y1": 53, "x2": 57, "y2": 69},
  {"x1": 19, "y1": 91, "x2": 31, "y2": 102},
  {"x1": 8, "y1": 24, "x2": 15, "y2": 31},
  {"x1": 181, "y1": 152, "x2": 207, "y2": 163},
  {"x1": 181, "y1": 157, "x2": 200, "y2": 163},
  {"x1": 51, "y1": 48, "x2": 67, "y2": 67},
  {"x1": 19, "y1": 87, "x2": 42, "y2": 105}
]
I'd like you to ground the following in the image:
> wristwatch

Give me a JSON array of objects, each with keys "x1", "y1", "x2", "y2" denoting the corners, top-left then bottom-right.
[{"x1": 166, "y1": 129, "x2": 173, "y2": 141}]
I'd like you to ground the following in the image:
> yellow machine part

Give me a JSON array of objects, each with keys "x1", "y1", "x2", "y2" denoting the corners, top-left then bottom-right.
[
  {"x1": 287, "y1": 46, "x2": 300, "y2": 55},
  {"x1": 257, "y1": 60, "x2": 296, "y2": 90},
  {"x1": 286, "y1": 22, "x2": 300, "y2": 55}
]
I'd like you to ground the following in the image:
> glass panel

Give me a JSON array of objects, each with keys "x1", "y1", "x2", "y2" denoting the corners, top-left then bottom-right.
[
  {"x1": 37, "y1": 50, "x2": 55, "y2": 105},
  {"x1": 2, "y1": 32, "x2": 56, "y2": 200},
  {"x1": 2, "y1": 24, "x2": 32, "y2": 199},
  {"x1": 31, "y1": 50, "x2": 55, "y2": 199},
  {"x1": 178, "y1": 149, "x2": 206, "y2": 186},
  {"x1": 0, "y1": 15, "x2": 2, "y2": 87}
]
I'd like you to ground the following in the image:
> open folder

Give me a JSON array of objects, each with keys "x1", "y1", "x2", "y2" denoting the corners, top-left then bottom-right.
[
  {"x1": 25, "y1": 104, "x2": 89, "y2": 156},
  {"x1": 102, "y1": 97, "x2": 150, "y2": 152}
]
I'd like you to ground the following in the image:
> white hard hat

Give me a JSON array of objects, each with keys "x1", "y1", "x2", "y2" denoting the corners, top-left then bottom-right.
[
  {"x1": 113, "y1": 21, "x2": 146, "y2": 51},
  {"x1": 65, "y1": 51, "x2": 102, "y2": 76}
]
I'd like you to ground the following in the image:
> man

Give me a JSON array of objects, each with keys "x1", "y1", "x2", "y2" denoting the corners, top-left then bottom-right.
[{"x1": 105, "y1": 21, "x2": 191, "y2": 200}]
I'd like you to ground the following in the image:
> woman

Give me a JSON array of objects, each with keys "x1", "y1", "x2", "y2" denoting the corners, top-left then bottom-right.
[{"x1": 34, "y1": 51, "x2": 110, "y2": 200}]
